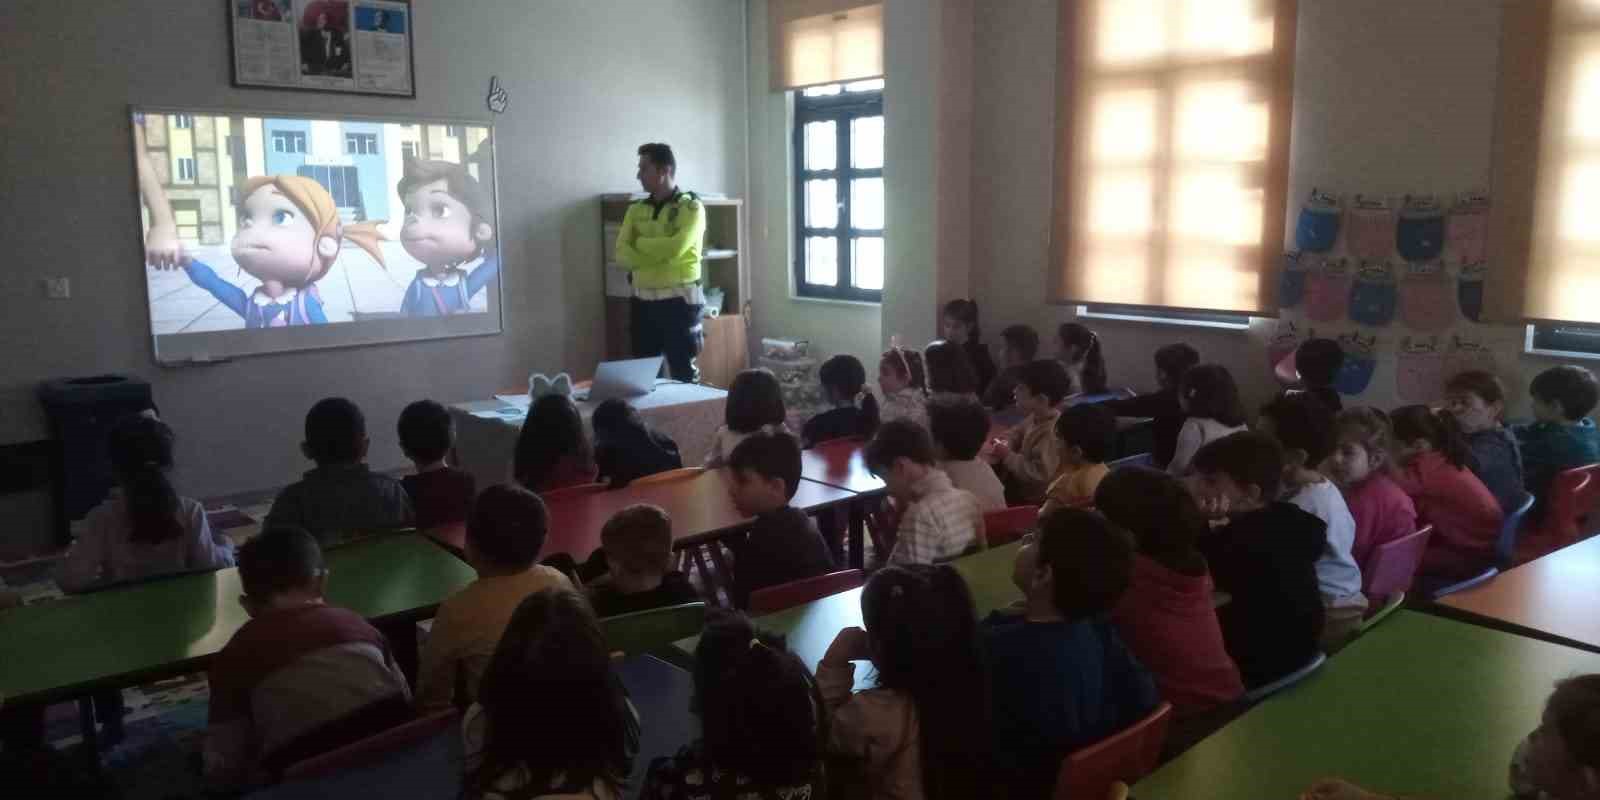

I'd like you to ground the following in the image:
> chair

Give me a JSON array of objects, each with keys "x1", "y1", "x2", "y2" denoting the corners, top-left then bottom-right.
[
  {"x1": 1360, "y1": 525, "x2": 1434, "y2": 603},
  {"x1": 282, "y1": 708, "x2": 459, "y2": 781},
  {"x1": 1242, "y1": 652, "x2": 1326, "y2": 703},
  {"x1": 632, "y1": 467, "x2": 707, "y2": 485},
  {"x1": 984, "y1": 504, "x2": 1041, "y2": 547},
  {"x1": 747, "y1": 569, "x2": 865, "y2": 615},
  {"x1": 539, "y1": 482, "x2": 609, "y2": 502},
  {"x1": 599, "y1": 601, "x2": 707, "y2": 656},
  {"x1": 1052, "y1": 702, "x2": 1173, "y2": 800},
  {"x1": 1108, "y1": 452, "x2": 1153, "y2": 470},
  {"x1": 1518, "y1": 465, "x2": 1600, "y2": 562},
  {"x1": 1430, "y1": 492, "x2": 1536, "y2": 599},
  {"x1": 1357, "y1": 592, "x2": 1405, "y2": 635}
]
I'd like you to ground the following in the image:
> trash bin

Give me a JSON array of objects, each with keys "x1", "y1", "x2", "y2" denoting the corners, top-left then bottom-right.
[{"x1": 37, "y1": 375, "x2": 155, "y2": 546}]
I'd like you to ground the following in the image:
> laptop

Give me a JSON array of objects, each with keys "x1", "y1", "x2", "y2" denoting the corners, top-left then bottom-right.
[{"x1": 582, "y1": 356, "x2": 664, "y2": 403}]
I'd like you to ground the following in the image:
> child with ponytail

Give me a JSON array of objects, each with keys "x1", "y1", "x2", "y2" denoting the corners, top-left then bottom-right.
[
  {"x1": 878, "y1": 341, "x2": 930, "y2": 428},
  {"x1": 802, "y1": 354, "x2": 881, "y2": 448},
  {"x1": 1388, "y1": 405, "x2": 1505, "y2": 582},
  {"x1": 1058, "y1": 322, "x2": 1110, "y2": 396}
]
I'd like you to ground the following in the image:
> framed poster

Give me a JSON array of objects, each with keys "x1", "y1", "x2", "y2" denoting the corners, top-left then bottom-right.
[{"x1": 230, "y1": 0, "x2": 416, "y2": 97}]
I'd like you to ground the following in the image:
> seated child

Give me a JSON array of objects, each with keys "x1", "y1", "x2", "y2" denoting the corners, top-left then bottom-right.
[
  {"x1": 923, "y1": 339, "x2": 982, "y2": 403},
  {"x1": 585, "y1": 504, "x2": 698, "y2": 617},
  {"x1": 819, "y1": 564, "x2": 990, "y2": 800},
  {"x1": 1287, "y1": 337, "x2": 1345, "y2": 412},
  {"x1": 1169, "y1": 364, "x2": 1250, "y2": 475},
  {"x1": 802, "y1": 354, "x2": 881, "y2": 448},
  {"x1": 1057, "y1": 322, "x2": 1110, "y2": 395},
  {"x1": 705, "y1": 368, "x2": 789, "y2": 467},
  {"x1": 866, "y1": 420, "x2": 987, "y2": 564},
  {"x1": 1390, "y1": 405, "x2": 1505, "y2": 582},
  {"x1": 982, "y1": 508, "x2": 1159, "y2": 798},
  {"x1": 265, "y1": 397, "x2": 413, "y2": 544},
  {"x1": 927, "y1": 394, "x2": 1007, "y2": 511},
  {"x1": 1445, "y1": 370, "x2": 1526, "y2": 514},
  {"x1": 204, "y1": 526, "x2": 411, "y2": 788},
  {"x1": 1324, "y1": 408, "x2": 1419, "y2": 576},
  {"x1": 1102, "y1": 343, "x2": 1200, "y2": 469},
  {"x1": 983, "y1": 324, "x2": 1041, "y2": 412},
  {"x1": 988, "y1": 359, "x2": 1073, "y2": 505},
  {"x1": 1190, "y1": 432, "x2": 1327, "y2": 689},
  {"x1": 397, "y1": 399, "x2": 476, "y2": 529},
  {"x1": 644, "y1": 612, "x2": 825, "y2": 797},
  {"x1": 591, "y1": 398, "x2": 682, "y2": 489},
  {"x1": 416, "y1": 485, "x2": 573, "y2": 712},
  {"x1": 513, "y1": 393, "x2": 598, "y2": 493},
  {"x1": 942, "y1": 299, "x2": 998, "y2": 397},
  {"x1": 877, "y1": 343, "x2": 930, "y2": 428},
  {"x1": 1516, "y1": 365, "x2": 1600, "y2": 511},
  {"x1": 1096, "y1": 468, "x2": 1243, "y2": 717},
  {"x1": 1041, "y1": 403, "x2": 1116, "y2": 514},
  {"x1": 724, "y1": 431, "x2": 835, "y2": 609}
]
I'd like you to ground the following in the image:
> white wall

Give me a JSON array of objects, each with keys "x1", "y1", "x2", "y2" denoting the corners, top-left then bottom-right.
[{"x1": 0, "y1": 0, "x2": 747, "y2": 498}]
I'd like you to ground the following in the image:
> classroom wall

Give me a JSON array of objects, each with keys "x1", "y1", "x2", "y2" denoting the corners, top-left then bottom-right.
[{"x1": 0, "y1": 0, "x2": 748, "y2": 499}]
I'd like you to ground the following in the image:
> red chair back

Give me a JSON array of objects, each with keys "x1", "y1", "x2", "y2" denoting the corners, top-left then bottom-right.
[
  {"x1": 1053, "y1": 702, "x2": 1174, "y2": 800},
  {"x1": 1522, "y1": 465, "x2": 1600, "y2": 560},
  {"x1": 984, "y1": 505, "x2": 1041, "y2": 547},
  {"x1": 540, "y1": 482, "x2": 609, "y2": 502},
  {"x1": 282, "y1": 708, "x2": 459, "y2": 781},
  {"x1": 748, "y1": 569, "x2": 865, "y2": 615},
  {"x1": 1360, "y1": 525, "x2": 1434, "y2": 601}
]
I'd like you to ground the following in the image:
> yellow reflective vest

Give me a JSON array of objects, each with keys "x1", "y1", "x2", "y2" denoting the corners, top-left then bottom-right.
[{"x1": 614, "y1": 190, "x2": 704, "y2": 290}]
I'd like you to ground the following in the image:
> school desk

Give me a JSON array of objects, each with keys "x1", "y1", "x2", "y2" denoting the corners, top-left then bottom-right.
[
  {"x1": 800, "y1": 439, "x2": 892, "y2": 568},
  {"x1": 1430, "y1": 534, "x2": 1600, "y2": 654},
  {"x1": 1134, "y1": 611, "x2": 1600, "y2": 799}
]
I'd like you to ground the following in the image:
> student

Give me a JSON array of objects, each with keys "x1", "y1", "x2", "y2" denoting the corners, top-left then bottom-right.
[
  {"x1": 1257, "y1": 392, "x2": 1367, "y2": 648},
  {"x1": 591, "y1": 398, "x2": 682, "y2": 489},
  {"x1": 927, "y1": 394, "x2": 1007, "y2": 511},
  {"x1": 416, "y1": 485, "x2": 574, "y2": 712},
  {"x1": 1444, "y1": 370, "x2": 1526, "y2": 513},
  {"x1": 395, "y1": 158, "x2": 498, "y2": 316},
  {"x1": 397, "y1": 399, "x2": 476, "y2": 529},
  {"x1": 819, "y1": 564, "x2": 990, "y2": 800},
  {"x1": 1102, "y1": 343, "x2": 1200, "y2": 469},
  {"x1": 1389, "y1": 405, "x2": 1505, "y2": 582},
  {"x1": 1041, "y1": 402, "x2": 1116, "y2": 514},
  {"x1": 1095, "y1": 468, "x2": 1244, "y2": 717},
  {"x1": 1516, "y1": 365, "x2": 1600, "y2": 511},
  {"x1": 705, "y1": 368, "x2": 788, "y2": 467},
  {"x1": 204, "y1": 526, "x2": 411, "y2": 789},
  {"x1": 1288, "y1": 338, "x2": 1345, "y2": 412},
  {"x1": 924, "y1": 339, "x2": 981, "y2": 402},
  {"x1": 643, "y1": 612, "x2": 826, "y2": 798},
  {"x1": 988, "y1": 359, "x2": 1073, "y2": 505},
  {"x1": 867, "y1": 420, "x2": 987, "y2": 564},
  {"x1": 878, "y1": 344, "x2": 930, "y2": 428},
  {"x1": 942, "y1": 299, "x2": 998, "y2": 397},
  {"x1": 513, "y1": 393, "x2": 599, "y2": 493},
  {"x1": 983, "y1": 508, "x2": 1159, "y2": 798},
  {"x1": 983, "y1": 323, "x2": 1041, "y2": 412},
  {"x1": 585, "y1": 504, "x2": 698, "y2": 617},
  {"x1": 463, "y1": 589, "x2": 638, "y2": 800},
  {"x1": 265, "y1": 397, "x2": 413, "y2": 544},
  {"x1": 1189, "y1": 432, "x2": 1326, "y2": 688},
  {"x1": 724, "y1": 431, "x2": 835, "y2": 609},
  {"x1": 802, "y1": 354, "x2": 881, "y2": 448},
  {"x1": 1324, "y1": 408, "x2": 1419, "y2": 574},
  {"x1": 1058, "y1": 322, "x2": 1109, "y2": 395},
  {"x1": 1168, "y1": 364, "x2": 1250, "y2": 476}
]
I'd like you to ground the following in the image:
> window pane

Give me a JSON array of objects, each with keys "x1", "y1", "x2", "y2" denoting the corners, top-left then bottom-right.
[
  {"x1": 851, "y1": 177, "x2": 885, "y2": 229},
  {"x1": 852, "y1": 237, "x2": 884, "y2": 290},
  {"x1": 1171, "y1": 166, "x2": 1263, "y2": 246},
  {"x1": 851, "y1": 115, "x2": 884, "y2": 168},
  {"x1": 803, "y1": 84, "x2": 843, "y2": 97},
  {"x1": 1092, "y1": 88, "x2": 1157, "y2": 163},
  {"x1": 1569, "y1": 41, "x2": 1600, "y2": 142},
  {"x1": 1097, "y1": 0, "x2": 1166, "y2": 64},
  {"x1": 805, "y1": 236, "x2": 838, "y2": 286},
  {"x1": 805, "y1": 179, "x2": 839, "y2": 229},
  {"x1": 845, "y1": 78, "x2": 885, "y2": 92},
  {"x1": 804, "y1": 120, "x2": 837, "y2": 170},
  {"x1": 1088, "y1": 169, "x2": 1153, "y2": 236},
  {"x1": 1177, "y1": 79, "x2": 1268, "y2": 162},
  {"x1": 1178, "y1": 0, "x2": 1273, "y2": 58}
]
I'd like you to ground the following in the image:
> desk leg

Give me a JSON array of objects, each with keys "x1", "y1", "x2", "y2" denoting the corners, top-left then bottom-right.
[
  {"x1": 849, "y1": 502, "x2": 865, "y2": 569},
  {"x1": 382, "y1": 619, "x2": 421, "y2": 690},
  {"x1": 77, "y1": 698, "x2": 98, "y2": 758}
]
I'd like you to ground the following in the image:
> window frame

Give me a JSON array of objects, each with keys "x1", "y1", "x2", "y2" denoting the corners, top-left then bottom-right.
[
  {"x1": 1078, "y1": 303, "x2": 1252, "y2": 330},
  {"x1": 271, "y1": 130, "x2": 306, "y2": 154},
  {"x1": 175, "y1": 157, "x2": 196, "y2": 183},
  {"x1": 344, "y1": 132, "x2": 379, "y2": 155},
  {"x1": 1527, "y1": 323, "x2": 1600, "y2": 361},
  {"x1": 792, "y1": 84, "x2": 885, "y2": 303}
]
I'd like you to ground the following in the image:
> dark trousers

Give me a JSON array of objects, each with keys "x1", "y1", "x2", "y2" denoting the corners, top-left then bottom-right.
[{"x1": 631, "y1": 297, "x2": 704, "y2": 382}]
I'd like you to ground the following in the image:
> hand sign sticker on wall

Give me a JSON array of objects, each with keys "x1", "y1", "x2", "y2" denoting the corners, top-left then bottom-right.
[{"x1": 487, "y1": 76, "x2": 509, "y2": 114}]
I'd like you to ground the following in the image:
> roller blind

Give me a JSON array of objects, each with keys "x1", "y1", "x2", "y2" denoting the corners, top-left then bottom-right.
[{"x1": 770, "y1": 0, "x2": 884, "y2": 92}]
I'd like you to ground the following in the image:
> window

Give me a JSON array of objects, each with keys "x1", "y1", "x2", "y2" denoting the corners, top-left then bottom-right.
[
  {"x1": 296, "y1": 165, "x2": 364, "y2": 217},
  {"x1": 175, "y1": 157, "x2": 196, "y2": 183},
  {"x1": 401, "y1": 141, "x2": 418, "y2": 161},
  {"x1": 345, "y1": 132, "x2": 379, "y2": 155},
  {"x1": 172, "y1": 201, "x2": 200, "y2": 240},
  {"x1": 271, "y1": 130, "x2": 307, "y2": 154},
  {"x1": 173, "y1": 114, "x2": 193, "y2": 130},
  {"x1": 793, "y1": 79, "x2": 885, "y2": 302},
  {"x1": 1529, "y1": 323, "x2": 1600, "y2": 359},
  {"x1": 446, "y1": 125, "x2": 463, "y2": 137}
]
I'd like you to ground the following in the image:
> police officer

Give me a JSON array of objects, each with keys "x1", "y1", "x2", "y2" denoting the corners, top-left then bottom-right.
[{"x1": 615, "y1": 142, "x2": 705, "y2": 382}]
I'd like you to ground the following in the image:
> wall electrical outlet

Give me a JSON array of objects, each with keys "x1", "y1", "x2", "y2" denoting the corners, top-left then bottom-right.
[{"x1": 43, "y1": 277, "x2": 70, "y2": 299}]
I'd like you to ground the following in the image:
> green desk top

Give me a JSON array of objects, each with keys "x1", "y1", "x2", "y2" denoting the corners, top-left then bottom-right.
[
  {"x1": 1136, "y1": 611, "x2": 1600, "y2": 799},
  {"x1": 0, "y1": 534, "x2": 476, "y2": 707}
]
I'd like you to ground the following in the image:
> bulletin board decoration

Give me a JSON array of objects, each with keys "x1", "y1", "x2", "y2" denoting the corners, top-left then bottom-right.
[{"x1": 230, "y1": 0, "x2": 416, "y2": 97}]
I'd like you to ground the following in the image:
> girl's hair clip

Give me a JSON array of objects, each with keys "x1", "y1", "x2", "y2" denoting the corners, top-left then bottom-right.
[{"x1": 749, "y1": 638, "x2": 769, "y2": 651}]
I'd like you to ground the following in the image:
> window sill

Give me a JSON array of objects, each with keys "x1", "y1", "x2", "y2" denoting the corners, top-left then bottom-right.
[
  {"x1": 1524, "y1": 325, "x2": 1600, "y2": 362},
  {"x1": 789, "y1": 293, "x2": 881, "y2": 309},
  {"x1": 1076, "y1": 306, "x2": 1253, "y2": 331}
]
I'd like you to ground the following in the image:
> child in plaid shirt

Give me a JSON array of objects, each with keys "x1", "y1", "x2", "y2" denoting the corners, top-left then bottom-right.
[{"x1": 865, "y1": 420, "x2": 986, "y2": 564}]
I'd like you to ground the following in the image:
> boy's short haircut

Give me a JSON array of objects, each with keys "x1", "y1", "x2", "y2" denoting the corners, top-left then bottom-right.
[
  {"x1": 1531, "y1": 365, "x2": 1600, "y2": 421},
  {"x1": 1295, "y1": 339, "x2": 1345, "y2": 387},
  {"x1": 637, "y1": 142, "x2": 676, "y2": 171},
  {"x1": 727, "y1": 430, "x2": 803, "y2": 500},
  {"x1": 397, "y1": 399, "x2": 454, "y2": 463},
  {"x1": 725, "y1": 369, "x2": 787, "y2": 432},
  {"x1": 1444, "y1": 370, "x2": 1507, "y2": 407},
  {"x1": 864, "y1": 419, "x2": 939, "y2": 474},
  {"x1": 926, "y1": 395, "x2": 992, "y2": 461},
  {"x1": 1035, "y1": 508, "x2": 1135, "y2": 617},
  {"x1": 1154, "y1": 343, "x2": 1201, "y2": 382},
  {"x1": 1546, "y1": 674, "x2": 1600, "y2": 769},
  {"x1": 1017, "y1": 359, "x2": 1073, "y2": 405},
  {"x1": 304, "y1": 397, "x2": 366, "y2": 465},
  {"x1": 1191, "y1": 431, "x2": 1285, "y2": 502},
  {"x1": 1259, "y1": 390, "x2": 1337, "y2": 466},
  {"x1": 601, "y1": 504, "x2": 673, "y2": 575},
  {"x1": 467, "y1": 484, "x2": 549, "y2": 568},
  {"x1": 397, "y1": 158, "x2": 493, "y2": 224},
  {"x1": 1055, "y1": 403, "x2": 1117, "y2": 463},
  {"x1": 999, "y1": 325, "x2": 1041, "y2": 361},
  {"x1": 238, "y1": 525, "x2": 324, "y2": 600}
]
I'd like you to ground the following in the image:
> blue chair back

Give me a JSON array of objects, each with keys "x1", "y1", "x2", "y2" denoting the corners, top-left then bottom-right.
[
  {"x1": 1108, "y1": 452, "x2": 1153, "y2": 470},
  {"x1": 1243, "y1": 652, "x2": 1326, "y2": 703},
  {"x1": 1493, "y1": 492, "x2": 1536, "y2": 567}
]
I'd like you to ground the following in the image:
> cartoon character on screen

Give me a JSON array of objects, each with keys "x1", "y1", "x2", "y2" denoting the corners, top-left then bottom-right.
[
  {"x1": 163, "y1": 175, "x2": 386, "y2": 327},
  {"x1": 396, "y1": 159, "x2": 499, "y2": 317}
]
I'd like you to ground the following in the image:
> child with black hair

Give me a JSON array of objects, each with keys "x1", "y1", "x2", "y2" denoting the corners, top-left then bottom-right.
[
  {"x1": 514, "y1": 393, "x2": 599, "y2": 493},
  {"x1": 1103, "y1": 343, "x2": 1200, "y2": 469},
  {"x1": 586, "y1": 504, "x2": 698, "y2": 617},
  {"x1": 591, "y1": 398, "x2": 682, "y2": 489},
  {"x1": 725, "y1": 431, "x2": 835, "y2": 609},
  {"x1": 398, "y1": 399, "x2": 476, "y2": 529},
  {"x1": 989, "y1": 359, "x2": 1074, "y2": 505},
  {"x1": 643, "y1": 611, "x2": 826, "y2": 799},
  {"x1": 705, "y1": 368, "x2": 789, "y2": 467},
  {"x1": 1058, "y1": 322, "x2": 1109, "y2": 395},
  {"x1": 416, "y1": 485, "x2": 573, "y2": 712},
  {"x1": 867, "y1": 420, "x2": 987, "y2": 564},
  {"x1": 942, "y1": 299, "x2": 998, "y2": 396},
  {"x1": 983, "y1": 508, "x2": 1159, "y2": 798},
  {"x1": 1444, "y1": 370, "x2": 1526, "y2": 514},
  {"x1": 878, "y1": 343, "x2": 930, "y2": 428},
  {"x1": 1390, "y1": 405, "x2": 1505, "y2": 582},
  {"x1": 924, "y1": 339, "x2": 981, "y2": 401},
  {"x1": 265, "y1": 397, "x2": 413, "y2": 544},
  {"x1": 820, "y1": 564, "x2": 991, "y2": 800},
  {"x1": 803, "y1": 354, "x2": 881, "y2": 448},
  {"x1": 1289, "y1": 338, "x2": 1345, "y2": 412},
  {"x1": 1169, "y1": 364, "x2": 1250, "y2": 476},
  {"x1": 1189, "y1": 431, "x2": 1327, "y2": 688},
  {"x1": 983, "y1": 323, "x2": 1042, "y2": 412},
  {"x1": 928, "y1": 394, "x2": 1006, "y2": 510},
  {"x1": 1041, "y1": 403, "x2": 1116, "y2": 514},
  {"x1": 1516, "y1": 365, "x2": 1600, "y2": 510}
]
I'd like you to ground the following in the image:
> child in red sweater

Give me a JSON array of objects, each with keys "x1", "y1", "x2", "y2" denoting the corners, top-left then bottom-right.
[
  {"x1": 1324, "y1": 408, "x2": 1418, "y2": 578},
  {"x1": 1389, "y1": 406, "x2": 1504, "y2": 582}
]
